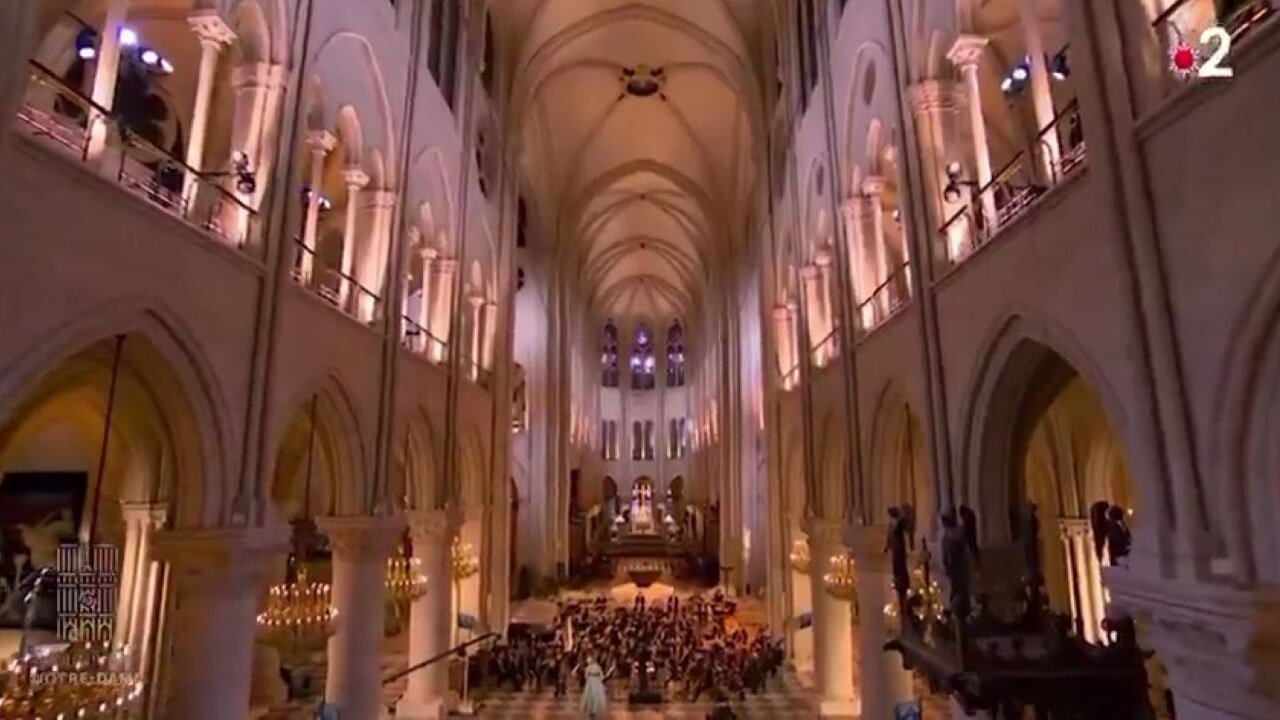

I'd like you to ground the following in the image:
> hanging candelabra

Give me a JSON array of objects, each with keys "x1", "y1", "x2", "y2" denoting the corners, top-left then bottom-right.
[
  {"x1": 385, "y1": 540, "x2": 428, "y2": 603},
  {"x1": 256, "y1": 396, "x2": 337, "y2": 658},
  {"x1": 822, "y1": 551, "x2": 857, "y2": 602},
  {"x1": 0, "y1": 336, "x2": 145, "y2": 719},
  {"x1": 788, "y1": 538, "x2": 811, "y2": 574}
]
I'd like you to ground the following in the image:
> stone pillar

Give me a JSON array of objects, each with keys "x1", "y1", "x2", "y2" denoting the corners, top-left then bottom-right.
[
  {"x1": 862, "y1": 176, "x2": 889, "y2": 318},
  {"x1": 839, "y1": 197, "x2": 869, "y2": 307},
  {"x1": 482, "y1": 300, "x2": 498, "y2": 370},
  {"x1": 114, "y1": 502, "x2": 167, "y2": 679},
  {"x1": 398, "y1": 511, "x2": 457, "y2": 720},
  {"x1": 152, "y1": 528, "x2": 284, "y2": 720},
  {"x1": 217, "y1": 61, "x2": 286, "y2": 245},
  {"x1": 814, "y1": 246, "x2": 835, "y2": 363},
  {"x1": 182, "y1": 11, "x2": 235, "y2": 204},
  {"x1": 785, "y1": 300, "x2": 800, "y2": 379},
  {"x1": 1105, "y1": 572, "x2": 1280, "y2": 720},
  {"x1": 772, "y1": 304, "x2": 794, "y2": 384},
  {"x1": 86, "y1": 0, "x2": 132, "y2": 161},
  {"x1": 418, "y1": 246, "x2": 438, "y2": 354},
  {"x1": 948, "y1": 35, "x2": 998, "y2": 230},
  {"x1": 338, "y1": 168, "x2": 370, "y2": 311},
  {"x1": 1018, "y1": 0, "x2": 1061, "y2": 178},
  {"x1": 908, "y1": 81, "x2": 964, "y2": 262},
  {"x1": 431, "y1": 256, "x2": 457, "y2": 362},
  {"x1": 849, "y1": 525, "x2": 914, "y2": 720},
  {"x1": 299, "y1": 131, "x2": 336, "y2": 282},
  {"x1": 807, "y1": 519, "x2": 857, "y2": 717},
  {"x1": 800, "y1": 265, "x2": 823, "y2": 365},
  {"x1": 467, "y1": 293, "x2": 486, "y2": 379},
  {"x1": 0, "y1": 0, "x2": 37, "y2": 158},
  {"x1": 358, "y1": 188, "x2": 397, "y2": 322},
  {"x1": 319, "y1": 515, "x2": 404, "y2": 720}
]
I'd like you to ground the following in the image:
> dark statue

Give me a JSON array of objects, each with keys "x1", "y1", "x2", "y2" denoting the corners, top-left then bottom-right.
[
  {"x1": 1089, "y1": 501, "x2": 1132, "y2": 566},
  {"x1": 958, "y1": 505, "x2": 981, "y2": 562},
  {"x1": 885, "y1": 505, "x2": 914, "y2": 601},
  {"x1": 940, "y1": 509, "x2": 973, "y2": 620}
]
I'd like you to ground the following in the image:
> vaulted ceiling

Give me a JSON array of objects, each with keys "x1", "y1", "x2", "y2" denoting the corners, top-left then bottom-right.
[{"x1": 497, "y1": 0, "x2": 767, "y2": 327}]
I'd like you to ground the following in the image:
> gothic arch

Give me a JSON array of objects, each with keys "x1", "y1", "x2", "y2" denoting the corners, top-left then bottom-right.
[
  {"x1": 867, "y1": 383, "x2": 933, "y2": 531},
  {"x1": 267, "y1": 374, "x2": 369, "y2": 521},
  {"x1": 0, "y1": 299, "x2": 233, "y2": 527}
]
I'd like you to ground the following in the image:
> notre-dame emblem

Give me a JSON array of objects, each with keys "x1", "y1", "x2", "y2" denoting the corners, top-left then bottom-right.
[{"x1": 56, "y1": 544, "x2": 119, "y2": 644}]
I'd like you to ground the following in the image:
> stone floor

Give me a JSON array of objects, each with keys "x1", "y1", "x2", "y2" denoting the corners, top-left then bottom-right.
[{"x1": 471, "y1": 674, "x2": 817, "y2": 718}]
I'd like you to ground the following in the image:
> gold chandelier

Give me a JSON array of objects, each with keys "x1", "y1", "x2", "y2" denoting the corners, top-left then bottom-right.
[
  {"x1": 788, "y1": 538, "x2": 811, "y2": 574},
  {"x1": 256, "y1": 559, "x2": 338, "y2": 656},
  {"x1": 386, "y1": 543, "x2": 428, "y2": 602},
  {"x1": 1, "y1": 640, "x2": 145, "y2": 719},
  {"x1": 451, "y1": 537, "x2": 479, "y2": 581},
  {"x1": 822, "y1": 551, "x2": 857, "y2": 602}
]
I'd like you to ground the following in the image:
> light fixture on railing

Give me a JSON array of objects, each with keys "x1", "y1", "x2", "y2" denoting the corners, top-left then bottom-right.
[
  {"x1": 301, "y1": 185, "x2": 333, "y2": 211},
  {"x1": 75, "y1": 27, "x2": 98, "y2": 60},
  {"x1": 118, "y1": 27, "x2": 139, "y2": 47},
  {"x1": 1050, "y1": 50, "x2": 1071, "y2": 81},
  {"x1": 943, "y1": 161, "x2": 980, "y2": 204}
]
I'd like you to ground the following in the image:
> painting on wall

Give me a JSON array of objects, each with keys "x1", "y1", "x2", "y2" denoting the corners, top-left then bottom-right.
[{"x1": 0, "y1": 472, "x2": 87, "y2": 631}]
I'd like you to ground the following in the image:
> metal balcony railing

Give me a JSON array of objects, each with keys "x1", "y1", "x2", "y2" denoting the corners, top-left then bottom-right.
[
  {"x1": 291, "y1": 238, "x2": 382, "y2": 321},
  {"x1": 941, "y1": 100, "x2": 1087, "y2": 266},
  {"x1": 399, "y1": 315, "x2": 449, "y2": 363},
  {"x1": 855, "y1": 261, "x2": 913, "y2": 336},
  {"x1": 15, "y1": 60, "x2": 259, "y2": 250},
  {"x1": 811, "y1": 328, "x2": 840, "y2": 369}
]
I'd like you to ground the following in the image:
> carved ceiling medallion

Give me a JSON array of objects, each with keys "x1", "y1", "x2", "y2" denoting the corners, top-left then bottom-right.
[{"x1": 620, "y1": 64, "x2": 667, "y2": 100}]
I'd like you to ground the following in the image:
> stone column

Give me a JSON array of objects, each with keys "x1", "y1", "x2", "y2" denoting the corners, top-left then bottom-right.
[
  {"x1": 948, "y1": 34, "x2": 998, "y2": 230},
  {"x1": 402, "y1": 227, "x2": 422, "y2": 322},
  {"x1": 1105, "y1": 572, "x2": 1280, "y2": 720},
  {"x1": 800, "y1": 265, "x2": 823, "y2": 366},
  {"x1": 182, "y1": 11, "x2": 235, "y2": 205},
  {"x1": 862, "y1": 176, "x2": 890, "y2": 318},
  {"x1": 398, "y1": 511, "x2": 458, "y2": 720},
  {"x1": 299, "y1": 131, "x2": 336, "y2": 282},
  {"x1": 839, "y1": 197, "x2": 869, "y2": 306},
  {"x1": 358, "y1": 188, "x2": 397, "y2": 322},
  {"x1": 849, "y1": 525, "x2": 914, "y2": 720},
  {"x1": 772, "y1": 304, "x2": 794, "y2": 384},
  {"x1": 785, "y1": 300, "x2": 801, "y2": 380},
  {"x1": 418, "y1": 247, "x2": 438, "y2": 354},
  {"x1": 319, "y1": 515, "x2": 404, "y2": 720},
  {"x1": 467, "y1": 293, "x2": 486, "y2": 380},
  {"x1": 217, "y1": 61, "x2": 286, "y2": 246},
  {"x1": 908, "y1": 81, "x2": 964, "y2": 262},
  {"x1": 807, "y1": 518, "x2": 857, "y2": 717},
  {"x1": 1018, "y1": 0, "x2": 1061, "y2": 179},
  {"x1": 431, "y1": 256, "x2": 457, "y2": 362},
  {"x1": 114, "y1": 502, "x2": 168, "y2": 678},
  {"x1": 151, "y1": 527, "x2": 285, "y2": 720},
  {"x1": 338, "y1": 168, "x2": 370, "y2": 311},
  {"x1": 814, "y1": 246, "x2": 835, "y2": 363},
  {"x1": 482, "y1": 300, "x2": 498, "y2": 371},
  {"x1": 0, "y1": 0, "x2": 37, "y2": 159},
  {"x1": 86, "y1": 0, "x2": 132, "y2": 161}
]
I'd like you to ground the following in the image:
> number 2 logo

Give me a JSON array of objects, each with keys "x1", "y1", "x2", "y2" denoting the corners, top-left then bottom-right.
[{"x1": 1199, "y1": 25, "x2": 1234, "y2": 78}]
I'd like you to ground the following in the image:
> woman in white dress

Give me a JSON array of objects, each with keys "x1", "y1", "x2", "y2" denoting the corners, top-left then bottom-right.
[{"x1": 577, "y1": 654, "x2": 611, "y2": 718}]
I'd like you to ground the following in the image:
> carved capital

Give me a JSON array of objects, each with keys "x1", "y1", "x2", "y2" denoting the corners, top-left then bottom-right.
[
  {"x1": 153, "y1": 526, "x2": 288, "y2": 595},
  {"x1": 318, "y1": 515, "x2": 405, "y2": 561},
  {"x1": 119, "y1": 500, "x2": 169, "y2": 527},
  {"x1": 407, "y1": 509, "x2": 460, "y2": 546},
  {"x1": 947, "y1": 34, "x2": 990, "y2": 69},
  {"x1": 907, "y1": 80, "x2": 961, "y2": 114},
  {"x1": 845, "y1": 523, "x2": 890, "y2": 572},
  {"x1": 364, "y1": 189, "x2": 398, "y2": 209},
  {"x1": 342, "y1": 167, "x2": 370, "y2": 190},
  {"x1": 420, "y1": 246, "x2": 439, "y2": 262},
  {"x1": 860, "y1": 175, "x2": 886, "y2": 198},
  {"x1": 799, "y1": 264, "x2": 822, "y2": 281},
  {"x1": 306, "y1": 130, "x2": 338, "y2": 156},
  {"x1": 839, "y1": 197, "x2": 867, "y2": 224},
  {"x1": 188, "y1": 10, "x2": 237, "y2": 47},
  {"x1": 814, "y1": 246, "x2": 834, "y2": 267}
]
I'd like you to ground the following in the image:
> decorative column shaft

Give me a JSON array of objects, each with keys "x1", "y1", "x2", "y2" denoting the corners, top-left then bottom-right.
[
  {"x1": 114, "y1": 502, "x2": 168, "y2": 678},
  {"x1": 1018, "y1": 0, "x2": 1061, "y2": 178},
  {"x1": 299, "y1": 131, "x2": 336, "y2": 282},
  {"x1": 467, "y1": 293, "x2": 486, "y2": 379},
  {"x1": 807, "y1": 519, "x2": 857, "y2": 717},
  {"x1": 482, "y1": 300, "x2": 498, "y2": 370},
  {"x1": 338, "y1": 168, "x2": 370, "y2": 311},
  {"x1": 948, "y1": 35, "x2": 998, "y2": 230},
  {"x1": 152, "y1": 528, "x2": 285, "y2": 720},
  {"x1": 814, "y1": 247, "x2": 835, "y2": 362},
  {"x1": 862, "y1": 176, "x2": 890, "y2": 318},
  {"x1": 358, "y1": 188, "x2": 397, "y2": 322},
  {"x1": 772, "y1": 304, "x2": 794, "y2": 384},
  {"x1": 319, "y1": 515, "x2": 404, "y2": 720},
  {"x1": 907, "y1": 81, "x2": 964, "y2": 261},
  {"x1": 85, "y1": 0, "x2": 132, "y2": 161},
  {"x1": 431, "y1": 255, "x2": 457, "y2": 362},
  {"x1": 418, "y1": 247, "x2": 438, "y2": 354},
  {"x1": 840, "y1": 197, "x2": 870, "y2": 306},
  {"x1": 182, "y1": 11, "x2": 235, "y2": 204},
  {"x1": 399, "y1": 511, "x2": 457, "y2": 719},
  {"x1": 800, "y1": 265, "x2": 823, "y2": 365},
  {"x1": 849, "y1": 525, "x2": 913, "y2": 720}
]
